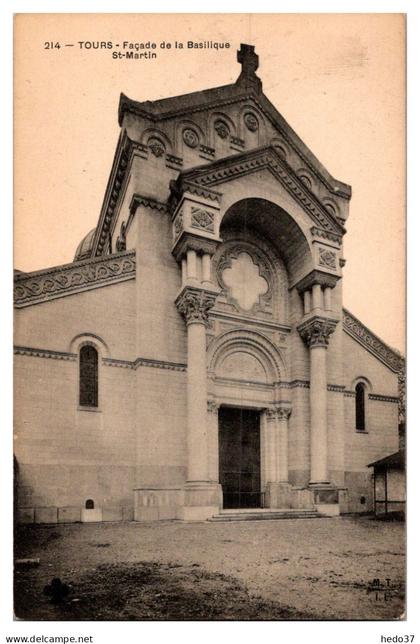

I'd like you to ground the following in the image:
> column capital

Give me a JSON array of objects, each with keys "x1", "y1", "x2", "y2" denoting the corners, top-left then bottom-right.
[
  {"x1": 175, "y1": 285, "x2": 219, "y2": 325},
  {"x1": 274, "y1": 406, "x2": 292, "y2": 421},
  {"x1": 297, "y1": 314, "x2": 338, "y2": 348},
  {"x1": 207, "y1": 400, "x2": 219, "y2": 414},
  {"x1": 266, "y1": 408, "x2": 277, "y2": 422}
]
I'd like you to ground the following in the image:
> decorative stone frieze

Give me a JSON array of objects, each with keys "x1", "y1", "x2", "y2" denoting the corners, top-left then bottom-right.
[
  {"x1": 14, "y1": 251, "x2": 136, "y2": 308},
  {"x1": 297, "y1": 315, "x2": 338, "y2": 348},
  {"x1": 175, "y1": 285, "x2": 219, "y2": 325},
  {"x1": 343, "y1": 308, "x2": 404, "y2": 373}
]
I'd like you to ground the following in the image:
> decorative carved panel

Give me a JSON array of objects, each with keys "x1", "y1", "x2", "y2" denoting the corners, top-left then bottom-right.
[
  {"x1": 319, "y1": 248, "x2": 337, "y2": 270},
  {"x1": 190, "y1": 207, "x2": 214, "y2": 233}
]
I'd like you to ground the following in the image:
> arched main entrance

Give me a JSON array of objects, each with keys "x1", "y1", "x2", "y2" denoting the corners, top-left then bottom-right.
[{"x1": 207, "y1": 328, "x2": 290, "y2": 509}]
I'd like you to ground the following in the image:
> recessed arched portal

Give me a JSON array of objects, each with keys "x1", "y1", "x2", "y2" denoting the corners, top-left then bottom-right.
[
  {"x1": 219, "y1": 197, "x2": 313, "y2": 287},
  {"x1": 207, "y1": 329, "x2": 289, "y2": 509}
]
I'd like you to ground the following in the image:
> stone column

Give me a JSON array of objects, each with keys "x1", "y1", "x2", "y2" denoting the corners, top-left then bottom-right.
[
  {"x1": 265, "y1": 409, "x2": 277, "y2": 484},
  {"x1": 175, "y1": 285, "x2": 221, "y2": 519},
  {"x1": 275, "y1": 406, "x2": 292, "y2": 483},
  {"x1": 207, "y1": 401, "x2": 219, "y2": 483},
  {"x1": 298, "y1": 316, "x2": 338, "y2": 485}
]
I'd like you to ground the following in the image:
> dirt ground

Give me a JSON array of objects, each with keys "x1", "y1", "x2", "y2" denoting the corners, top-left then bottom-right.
[{"x1": 14, "y1": 516, "x2": 405, "y2": 621}]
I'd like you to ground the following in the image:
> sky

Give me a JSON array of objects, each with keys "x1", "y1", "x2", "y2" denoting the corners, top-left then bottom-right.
[{"x1": 14, "y1": 13, "x2": 405, "y2": 352}]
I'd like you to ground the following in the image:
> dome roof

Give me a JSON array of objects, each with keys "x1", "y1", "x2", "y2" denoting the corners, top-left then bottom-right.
[{"x1": 74, "y1": 228, "x2": 96, "y2": 262}]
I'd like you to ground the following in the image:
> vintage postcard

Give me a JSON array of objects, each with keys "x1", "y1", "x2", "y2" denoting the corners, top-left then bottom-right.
[{"x1": 13, "y1": 13, "x2": 405, "y2": 623}]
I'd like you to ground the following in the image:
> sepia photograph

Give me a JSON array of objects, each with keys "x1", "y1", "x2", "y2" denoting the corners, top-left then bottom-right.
[{"x1": 12, "y1": 12, "x2": 406, "y2": 623}]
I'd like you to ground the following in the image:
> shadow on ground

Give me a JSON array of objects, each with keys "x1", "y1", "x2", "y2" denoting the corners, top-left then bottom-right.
[{"x1": 15, "y1": 560, "x2": 314, "y2": 621}]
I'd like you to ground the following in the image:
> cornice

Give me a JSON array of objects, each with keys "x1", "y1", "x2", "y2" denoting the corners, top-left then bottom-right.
[
  {"x1": 92, "y1": 130, "x2": 134, "y2": 257},
  {"x1": 14, "y1": 346, "x2": 77, "y2": 361},
  {"x1": 14, "y1": 251, "x2": 136, "y2": 308},
  {"x1": 134, "y1": 357, "x2": 187, "y2": 372},
  {"x1": 178, "y1": 147, "x2": 344, "y2": 235},
  {"x1": 14, "y1": 347, "x2": 187, "y2": 372},
  {"x1": 368, "y1": 394, "x2": 399, "y2": 403},
  {"x1": 342, "y1": 308, "x2": 404, "y2": 374}
]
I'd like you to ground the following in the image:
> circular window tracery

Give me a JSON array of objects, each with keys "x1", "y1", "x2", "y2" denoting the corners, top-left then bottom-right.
[{"x1": 183, "y1": 128, "x2": 199, "y2": 148}]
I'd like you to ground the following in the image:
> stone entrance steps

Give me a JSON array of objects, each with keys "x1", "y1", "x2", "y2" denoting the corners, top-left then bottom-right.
[{"x1": 208, "y1": 508, "x2": 320, "y2": 522}]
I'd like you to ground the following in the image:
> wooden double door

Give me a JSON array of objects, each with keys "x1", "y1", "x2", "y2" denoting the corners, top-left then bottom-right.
[{"x1": 218, "y1": 407, "x2": 262, "y2": 509}]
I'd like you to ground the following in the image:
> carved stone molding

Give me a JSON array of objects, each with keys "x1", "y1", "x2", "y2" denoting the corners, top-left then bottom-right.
[
  {"x1": 14, "y1": 251, "x2": 136, "y2": 308},
  {"x1": 14, "y1": 346, "x2": 77, "y2": 361},
  {"x1": 343, "y1": 308, "x2": 404, "y2": 373},
  {"x1": 134, "y1": 357, "x2": 187, "y2": 372},
  {"x1": 168, "y1": 179, "x2": 221, "y2": 216},
  {"x1": 294, "y1": 269, "x2": 340, "y2": 293},
  {"x1": 297, "y1": 315, "x2": 338, "y2": 348},
  {"x1": 310, "y1": 227, "x2": 342, "y2": 247},
  {"x1": 175, "y1": 286, "x2": 219, "y2": 325},
  {"x1": 368, "y1": 393, "x2": 399, "y2": 403},
  {"x1": 130, "y1": 194, "x2": 168, "y2": 215},
  {"x1": 230, "y1": 135, "x2": 245, "y2": 148}
]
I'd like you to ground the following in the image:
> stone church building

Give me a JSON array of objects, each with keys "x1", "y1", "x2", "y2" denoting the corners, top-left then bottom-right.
[{"x1": 14, "y1": 45, "x2": 403, "y2": 523}]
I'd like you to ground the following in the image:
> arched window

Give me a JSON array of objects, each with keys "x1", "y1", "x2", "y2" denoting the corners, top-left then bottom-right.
[
  {"x1": 79, "y1": 345, "x2": 98, "y2": 407},
  {"x1": 85, "y1": 499, "x2": 95, "y2": 509},
  {"x1": 355, "y1": 382, "x2": 366, "y2": 431}
]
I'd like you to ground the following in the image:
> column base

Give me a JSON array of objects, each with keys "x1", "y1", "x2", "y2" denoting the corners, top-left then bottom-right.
[
  {"x1": 309, "y1": 484, "x2": 340, "y2": 516},
  {"x1": 264, "y1": 482, "x2": 293, "y2": 509},
  {"x1": 180, "y1": 482, "x2": 222, "y2": 521}
]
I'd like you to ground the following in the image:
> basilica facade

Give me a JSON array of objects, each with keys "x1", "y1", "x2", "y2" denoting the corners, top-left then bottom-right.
[{"x1": 14, "y1": 45, "x2": 402, "y2": 523}]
